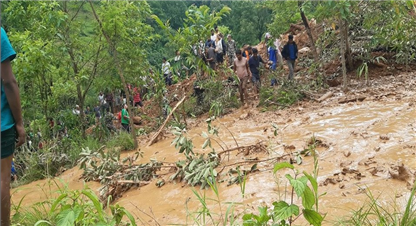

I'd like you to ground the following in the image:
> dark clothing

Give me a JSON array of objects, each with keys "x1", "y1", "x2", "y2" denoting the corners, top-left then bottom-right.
[
  {"x1": 216, "y1": 52, "x2": 224, "y2": 64},
  {"x1": 248, "y1": 56, "x2": 265, "y2": 75},
  {"x1": 282, "y1": 42, "x2": 298, "y2": 60},
  {"x1": 121, "y1": 123, "x2": 130, "y2": 133},
  {"x1": 164, "y1": 73, "x2": 172, "y2": 86},
  {"x1": 207, "y1": 47, "x2": 216, "y2": 63},
  {"x1": 1, "y1": 126, "x2": 16, "y2": 159},
  {"x1": 94, "y1": 106, "x2": 101, "y2": 118},
  {"x1": 221, "y1": 39, "x2": 227, "y2": 55},
  {"x1": 205, "y1": 40, "x2": 215, "y2": 48}
]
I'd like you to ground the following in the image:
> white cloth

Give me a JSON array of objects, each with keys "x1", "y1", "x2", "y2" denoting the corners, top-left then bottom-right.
[
  {"x1": 174, "y1": 55, "x2": 181, "y2": 62},
  {"x1": 211, "y1": 34, "x2": 217, "y2": 42},
  {"x1": 215, "y1": 39, "x2": 223, "y2": 53},
  {"x1": 274, "y1": 38, "x2": 281, "y2": 54},
  {"x1": 98, "y1": 94, "x2": 104, "y2": 105},
  {"x1": 265, "y1": 32, "x2": 271, "y2": 39},
  {"x1": 162, "y1": 62, "x2": 171, "y2": 74}
]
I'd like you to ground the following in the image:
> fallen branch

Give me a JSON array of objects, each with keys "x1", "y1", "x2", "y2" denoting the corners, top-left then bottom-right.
[
  {"x1": 147, "y1": 96, "x2": 187, "y2": 146},
  {"x1": 217, "y1": 154, "x2": 290, "y2": 174},
  {"x1": 317, "y1": 91, "x2": 333, "y2": 102},
  {"x1": 116, "y1": 180, "x2": 151, "y2": 185},
  {"x1": 338, "y1": 96, "x2": 366, "y2": 104},
  {"x1": 217, "y1": 142, "x2": 267, "y2": 157}
]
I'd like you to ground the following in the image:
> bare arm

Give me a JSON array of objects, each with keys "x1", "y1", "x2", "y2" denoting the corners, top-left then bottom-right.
[
  {"x1": 233, "y1": 61, "x2": 237, "y2": 74},
  {"x1": 245, "y1": 61, "x2": 251, "y2": 77},
  {"x1": 1, "y1": 60, "x2": 25, "y2": 147}
]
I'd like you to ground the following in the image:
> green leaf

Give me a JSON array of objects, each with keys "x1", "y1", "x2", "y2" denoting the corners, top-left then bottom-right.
[
  {"x1": 202, "y1": 139, "x2": 209, "y2": 149},
  {"x1": 273, "y1": 162, "x2": 294, "y2": 173},
  {"x1": 302, "y1": 186, "x2": 315, "y2": 209},
  {"x1": 304, "y1": 171, "x2": 318, "y2": 193},
  {"x1": 56, "y1": 209, "x2": 76, "y2": 226},
  {"x1": 286, "y1": 176, "x2": 306, "y2": 197},
  {"x1": 273, "y1": 201, "x2": 299, "y2": 220},
  {"x1": 34, "y1": 220, "x2": 52, "y2": 226},
  {"x1": 242, "y1": 213, "x2": 254, "y2": 221},
  {"x1": 303, "y1": 209, "x2": 323, "y2": 226}
]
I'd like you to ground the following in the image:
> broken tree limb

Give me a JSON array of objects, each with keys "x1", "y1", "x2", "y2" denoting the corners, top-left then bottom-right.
[
  {"x1": 338, "y1": 96, "x2": 366, "y2": 104},
  {"x1": 317, "y1": 91, "x2": 333, "y2": 102},
  {"x1": 115, "y1": 180, "x2": 151, "y2": 185},
  {"x1": 147, "y1": 96, "x2": 187, "y2": 147},
  {"x1": 217, "y1": 142, "x2": 267, "y2": 157}
]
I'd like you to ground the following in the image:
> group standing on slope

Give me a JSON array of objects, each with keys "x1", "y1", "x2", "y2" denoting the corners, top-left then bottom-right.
[{"x1": 161, "y1": 27, "x2": 299, "y2": 105}]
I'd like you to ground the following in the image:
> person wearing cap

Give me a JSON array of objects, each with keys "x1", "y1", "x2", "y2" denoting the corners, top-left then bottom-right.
[
  {"x1": 1, "y1": 27, "x2": 26, "y2": 226},
  {"x1": 227, "y1": 34, "x2": 236, "y2": 67},
  {"x1": 281, "y1": 34, "x2": 298, "y2": 80},
  {"x1": 73, "y1": 105, "x2": 81, "y2": 115}
]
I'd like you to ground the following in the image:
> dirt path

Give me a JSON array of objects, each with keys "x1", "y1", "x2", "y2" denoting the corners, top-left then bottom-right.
[{"x1": 12, "y1": 71, "x2": 416, "y2": 225}]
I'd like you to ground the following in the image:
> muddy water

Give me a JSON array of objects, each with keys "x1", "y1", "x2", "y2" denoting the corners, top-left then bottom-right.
[{"x1": 12, "y1": 100, "x2": 415, "y2": 225}]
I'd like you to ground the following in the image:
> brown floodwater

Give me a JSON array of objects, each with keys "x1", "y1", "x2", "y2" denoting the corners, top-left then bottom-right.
[{"x1": 12, "y1": 99, "x2": 415, "y2": 225}]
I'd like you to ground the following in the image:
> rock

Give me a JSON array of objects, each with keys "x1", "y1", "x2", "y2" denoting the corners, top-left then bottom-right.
[
  {"x1": 343, "y1": 151, "x2": 351, "y2": 157},
  {"x1": 239, "y1": 113, "x2": 249, "y2": 120},
  {"x1": 379, "y1": 135, "x2": 389, "y2": 141},
  {"x1": 298, "y1": 47, "x2": 310, "y2": 54},
  {"x1": 340, "y1": 161, "x2": 352, "y2": 167},
  {"x1": 389, "y1": 163, "x2": 412, "y2": 182},
  {"x1": 133, "y1": 116, "x2": 142, "y2": 125}
]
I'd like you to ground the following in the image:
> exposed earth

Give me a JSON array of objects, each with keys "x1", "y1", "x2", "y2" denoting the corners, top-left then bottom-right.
[{"x1": 12, "y1": 67, "x2": 416, "y2": 225}]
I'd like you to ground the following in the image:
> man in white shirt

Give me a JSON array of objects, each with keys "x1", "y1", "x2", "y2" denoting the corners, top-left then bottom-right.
[
  {"x1": 210, "y1": 29, "x2": 217, "y2": 42},
  {"x1": 162, "y1": 57, "x2": 172, "y2": 86}
]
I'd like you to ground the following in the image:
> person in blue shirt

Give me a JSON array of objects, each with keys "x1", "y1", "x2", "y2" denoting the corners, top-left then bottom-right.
[
  {"x1": 281, "y1": 35, "x2": 298, "y2": 80},
  {"x1": 1, "y1": 27, "x2": 26, "y2": 225},
  {"x1": 268, "y1": 43, "x2": 277, "y2": 71}
]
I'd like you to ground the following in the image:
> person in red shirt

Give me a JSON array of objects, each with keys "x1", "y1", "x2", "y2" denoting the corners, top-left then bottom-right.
[{"x1": 133, "y1": 86, "x2": 143, "y2": 108}]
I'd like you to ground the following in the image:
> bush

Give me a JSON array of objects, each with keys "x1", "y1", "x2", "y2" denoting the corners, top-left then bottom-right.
[
  {"x1": 188, "y1": 78, "x2": 239, "y2": 117},
  {"x1": 106, "y1": 132, "x2": 135, "y2": 151},
  {"x1": 259, "y1": 81, "x2": 305, "y2": 108},
  {"x1": 11, "y1": 185, "x2": 136, "y2": 226}
]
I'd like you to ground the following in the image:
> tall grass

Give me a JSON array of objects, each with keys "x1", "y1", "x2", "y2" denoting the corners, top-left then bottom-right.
[
  {"x1": 11, "y1": 180, "x2": 137, "y2": 226},
  {"x1": 336, "y1": 182, "x2": 416, "y2": 226}
]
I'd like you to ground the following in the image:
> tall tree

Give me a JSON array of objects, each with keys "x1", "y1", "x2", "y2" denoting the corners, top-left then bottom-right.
[
  {"x1": 298, "y1": 1, "x2": 319, "y2": 62},
  {"x1": 90, "y1": 1, "x2": 154, "y2": 148}
]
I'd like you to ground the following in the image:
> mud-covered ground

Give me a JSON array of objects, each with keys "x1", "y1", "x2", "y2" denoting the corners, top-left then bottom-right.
[{"x1": 12, "y1": 68, "x2": 416, "y2": 225}]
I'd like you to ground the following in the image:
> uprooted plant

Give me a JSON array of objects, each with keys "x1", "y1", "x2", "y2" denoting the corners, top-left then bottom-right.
[
  {"x1": 170, "y1": 126, "x2": 220, "y2": 189},
  {"x1": 78, "y1": 146, "x2": 163, "y2": 202}
]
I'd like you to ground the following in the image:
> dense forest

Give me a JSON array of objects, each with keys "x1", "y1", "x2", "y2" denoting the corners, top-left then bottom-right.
[{"x1": 2, "y1": 1, "x2": 416, "y2": 225}]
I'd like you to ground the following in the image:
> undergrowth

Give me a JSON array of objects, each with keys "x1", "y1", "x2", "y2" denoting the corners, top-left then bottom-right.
[
  {"x1": 335, "y1": 182, "x2": 416, "y2": 226},
  {"x1": 11, "y1": 181, "x2": 136, "y2": 226}
]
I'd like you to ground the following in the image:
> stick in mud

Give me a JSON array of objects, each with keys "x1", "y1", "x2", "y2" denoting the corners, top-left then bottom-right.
[{"x1": 147, "y1": 96, "x2": 187, "y2": 146}]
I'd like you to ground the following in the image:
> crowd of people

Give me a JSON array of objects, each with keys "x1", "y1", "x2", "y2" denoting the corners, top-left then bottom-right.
[
  {"x1": 161, "y1": 26, "x2": 299, "y2": 105},
  {"x1": 0, "y1": 25, "x2": 300, "y2": 225}
]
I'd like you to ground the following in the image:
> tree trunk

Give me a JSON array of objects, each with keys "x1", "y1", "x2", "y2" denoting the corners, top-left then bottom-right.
[
  {"x1": 76, "y1": 84, "x2": 87, "y2": 138},
  {"x1": 89, "y1": 1, "x2": 138, "y2": 149},
  {"x1": 298, "y1": 1, "x2": 319, "y2": 62},
  {"x1": 344, "y1": 20, "x2": 353, "y2": 71},
  {"x1": 340, "y1": 19, "x2": 348, "y2": 90}
]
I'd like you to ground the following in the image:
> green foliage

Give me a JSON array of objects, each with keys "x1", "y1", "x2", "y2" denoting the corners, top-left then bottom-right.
[
  {"x1": 79, "y1": 146, "x2": 120, "y2": 183},
  {"x1": 153, "y1": 4, "x2": 231, "y2": 78},
  {"x1": 171, "y1": 126, "x2": 220, "y2": 189},
  {"x1": 259, "y1": 81, "x2": 305, "y2": 108},
  {"x1": 243, "y1": 138, "x2": 325, "y2": 226},
  {"x1": 11, "y1": 185, "x2": 136, "y2": 226},
  {"x1": 336, "y1": 182, "x2": 416, "y2": 226},
  {"x1": 361, "y1": 1, "x2": 416, "y2": 66},
  {"x1": 106, "y1": 132, "x2": 135, "y2": 152}
]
